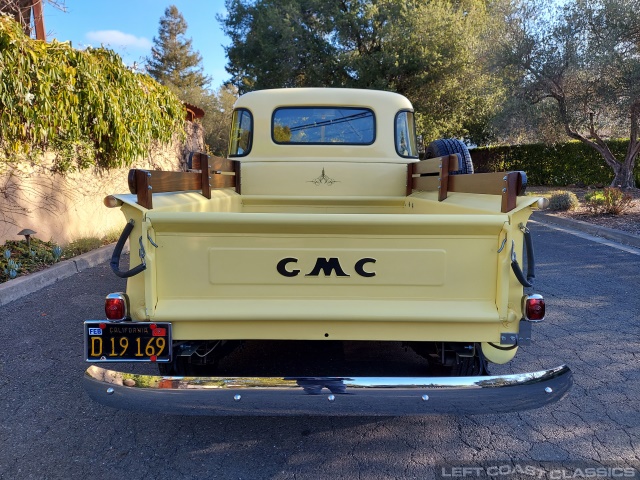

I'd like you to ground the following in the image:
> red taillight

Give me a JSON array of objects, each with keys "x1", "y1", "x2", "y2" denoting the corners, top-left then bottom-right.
[
  {"x1": 523, "y1": 294, "x2": 545, "y2": 321},
  {"x1": 105, "y1": 293, "x2": 128, "y2": 320}
]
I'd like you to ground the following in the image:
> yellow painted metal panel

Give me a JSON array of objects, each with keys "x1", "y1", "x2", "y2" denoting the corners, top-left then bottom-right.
[
  {"x1": 120, "y1": 193, "x2": 537, "y2": 335},
  {"x1": 153, "y1": 232, "x2": 497, "y2": 301},
  {"x1": 145, "y1": 211, "x2": 507, "y2": 236},
  {"x1": 161, "y1": 316, "x2": 502, "y2": 343},
  {"x1": 240, "y1": 161, "x2": 408, "y2": 196},
  {"x1": 209, "y1": 248, "x2": 446, "y2": 286},
  {"x1": 155, "y1": 299, "x2": 499, "y2": 323},
  {"x1": 141, "y1": 218, "x2": 156, "y2": 318},
  {"x1": 155, "y1": 298, "x2": 501, "y2": 342}
]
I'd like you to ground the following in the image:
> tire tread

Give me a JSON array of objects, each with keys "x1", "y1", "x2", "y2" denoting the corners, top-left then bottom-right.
[{"x1": 425, "y1": 138, "x2": 474, "y2": 175}]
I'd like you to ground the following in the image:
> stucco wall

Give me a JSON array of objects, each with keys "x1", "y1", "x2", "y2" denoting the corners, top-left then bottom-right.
[{"x1": 0, "y1": 122, "x2": 204, "y2": 245}]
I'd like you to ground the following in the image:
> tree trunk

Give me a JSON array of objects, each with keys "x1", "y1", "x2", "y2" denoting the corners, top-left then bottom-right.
[
  {"x1": 611, "y1": 159, "x2": 637, "y2": 189},
  {"x1": 571, "y1": 133, "x2": 637, "y2": 189}
]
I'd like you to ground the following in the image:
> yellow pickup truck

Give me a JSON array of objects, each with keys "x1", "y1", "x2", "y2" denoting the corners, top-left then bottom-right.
[{"x1": 84, "y1": 88, "x2": 571, "y2": 415}]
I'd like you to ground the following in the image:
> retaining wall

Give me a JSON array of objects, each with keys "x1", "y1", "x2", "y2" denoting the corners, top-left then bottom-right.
[{"x1": 0, "y1": 122, "x2": 203, "y2": 245}]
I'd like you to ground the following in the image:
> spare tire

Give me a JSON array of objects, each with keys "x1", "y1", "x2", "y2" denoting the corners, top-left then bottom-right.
[{"x1": 425, "y1": 139, "x2": 474, "y2": 175}]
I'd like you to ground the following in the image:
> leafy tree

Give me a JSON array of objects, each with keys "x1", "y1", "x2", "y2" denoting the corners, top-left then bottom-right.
[
  {"x1": 206, "y1": 84, "x2": 238, "y2": 156},
  {"x1": 221, "y1": 0, "x2": 340, "y2": 92},
  {"x1": 349, "y1": 0, "x2": 503, "y2": 143},
  {"x1": 220, "y1": 0, "x2": 504, "y2": 143},
  {"x1": 493, "y1": 0, "x2": 640, "y2": 188},
  {"x1": 146, "y1": 5, "x2": 237, "y2": 156},
  {"x1": 146, "y1": 5, "x2": 210, "y2": 96},
  {"x1": 180, "y1": 84, "x2": 238, "y2": 156}
]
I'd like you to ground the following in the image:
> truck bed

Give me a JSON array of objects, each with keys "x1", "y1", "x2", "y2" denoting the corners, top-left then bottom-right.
[{"x1": 115, "y1": 189, "x2": 533, "y2": 345}]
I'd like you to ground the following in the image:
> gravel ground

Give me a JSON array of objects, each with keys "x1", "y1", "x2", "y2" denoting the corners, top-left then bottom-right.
[{"x1": 529, "y1": 187, "x2": 640, "y2": 236}]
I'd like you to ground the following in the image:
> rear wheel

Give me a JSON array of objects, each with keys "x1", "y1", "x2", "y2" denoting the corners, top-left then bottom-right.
[{"x1": 425, "y1": 138, "x2": 474, "y2": 175}]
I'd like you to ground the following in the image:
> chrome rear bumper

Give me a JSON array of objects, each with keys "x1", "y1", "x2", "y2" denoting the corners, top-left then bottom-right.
[{"x1": 84, "y1": 364, "x2": 571, "y2": 416}]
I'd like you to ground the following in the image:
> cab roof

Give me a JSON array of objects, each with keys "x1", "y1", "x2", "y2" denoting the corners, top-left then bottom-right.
[{"x1": 232, "y1": 88, "x2": 417, "y2": 164}]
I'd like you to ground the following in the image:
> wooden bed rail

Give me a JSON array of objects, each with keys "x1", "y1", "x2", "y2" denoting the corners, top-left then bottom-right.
[
  {"x1": 128, "y1": 152, "x2": 240, "y2": 209},
  {"x1": 407, "y1": 155, "x2": 527, "y2": 213}
]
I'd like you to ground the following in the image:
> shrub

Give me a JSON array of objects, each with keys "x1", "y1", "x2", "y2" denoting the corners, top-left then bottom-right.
[
  {"x1": 471, "y1": 140, "x2": 638, "y2": 187},
  {"x1": 1, "y1": 231, "x2": 124, "y2": 283},
  {"x1": 548, "y1": 191, "x2": 580, "y2": 211},
  {"x1": 0, "y1": 238, "x2": 63, "y2": 283},
  {"x1": 102, "y1": 228, "x2": 123, "y2": 245},
  {"x1": 2, "y1": 248, "x2": 21, "y2": 280},
  {"x1": 63, "y1": 237, "x2": 103, "y2": 257},
  {"x1": 584, "y1": 188, "x2": 634, "y2": 215}
]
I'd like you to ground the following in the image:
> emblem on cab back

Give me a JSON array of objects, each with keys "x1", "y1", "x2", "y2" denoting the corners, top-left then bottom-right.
[{"x1": 308, "y1": 168, "x2": 340, "y2": 186}]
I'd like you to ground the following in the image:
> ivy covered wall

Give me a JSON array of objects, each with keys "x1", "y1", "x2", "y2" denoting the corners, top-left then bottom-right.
[
  {"x1": 0, "y1": 15, "x2": 202, "y2": 245},
  {"x1": 0, "y1": 14, "x2": 185, "y2": 173}
]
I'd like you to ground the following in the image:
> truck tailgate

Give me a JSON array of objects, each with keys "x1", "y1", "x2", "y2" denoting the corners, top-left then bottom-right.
[{"x1": 134, "y1": 211, "x2": 511, "y2": 341}]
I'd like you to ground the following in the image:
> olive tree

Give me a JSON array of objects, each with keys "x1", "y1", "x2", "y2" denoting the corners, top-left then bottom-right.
[{"x1": 495, "y1": 0, "x2": 640, "y2": 188}]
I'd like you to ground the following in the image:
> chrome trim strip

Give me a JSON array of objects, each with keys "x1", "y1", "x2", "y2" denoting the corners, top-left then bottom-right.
[{"x1": 83, "y1": 365, "x2": 571, "y2": 416}]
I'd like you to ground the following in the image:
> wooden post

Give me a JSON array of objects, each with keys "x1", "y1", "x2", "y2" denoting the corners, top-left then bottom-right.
[
  {"x1": 135, "y1": 170, "x2": 153, "y2": 210},
  {"x1": 200, "y1": 153, "x2": 212, "y2": 199},
  {"x1": 406, "y1": 163, "x2": 415, "y2": 196},
  {"x1": 32, "y1": 0, "x2": 46, "y2": 41},
  {"x1": 438, "y1": 155, "x2": 451, "y2": 202},
  {"x1": 501, "y1": 172, "x2": 520, "y2": 213}
]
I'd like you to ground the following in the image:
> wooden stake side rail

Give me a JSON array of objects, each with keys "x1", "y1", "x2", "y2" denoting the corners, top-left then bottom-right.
[
  {"x1": 127, "y1": 152, "x2": 239, "y2": 210},
  {"x1": 406, "y1": 154, "x2": 459, "y2": 201},
  {"x1": 408, "y1": 155, "x2": 527, "y2": 213},
  {"x1": 189, "y1": 152, "x2": 241, "y2": 191}
]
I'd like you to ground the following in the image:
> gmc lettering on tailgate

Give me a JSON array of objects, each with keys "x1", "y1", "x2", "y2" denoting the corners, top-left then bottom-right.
[{"x1": 277, "y1": 257, "x2": 376, "y2": 278}]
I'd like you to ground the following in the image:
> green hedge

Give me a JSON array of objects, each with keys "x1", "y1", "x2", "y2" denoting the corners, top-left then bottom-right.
[{"x1": 470, "y1": 140, "x2": 639, "y2": 186}]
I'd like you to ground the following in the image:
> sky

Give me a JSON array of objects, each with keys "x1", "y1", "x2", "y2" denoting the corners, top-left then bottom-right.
[{"x1": 43, "y1": 0, "x2": 231, "y2": 88}]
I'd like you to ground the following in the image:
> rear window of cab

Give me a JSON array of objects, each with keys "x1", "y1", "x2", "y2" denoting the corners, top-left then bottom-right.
[
  {"x1": 272, "y1": 107, "x2": 375, "y2": 145},
  {"x1": 395, "y1": 110, "x2": 418, "y2": 158},
  {"x1": 229, "y1": 108, "x2": 253, "y2": 157}
]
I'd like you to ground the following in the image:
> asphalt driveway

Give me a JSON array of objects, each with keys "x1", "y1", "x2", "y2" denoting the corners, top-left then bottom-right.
[{"x1": 0, "y1": 222, "x2": 638, "y2": 479}]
